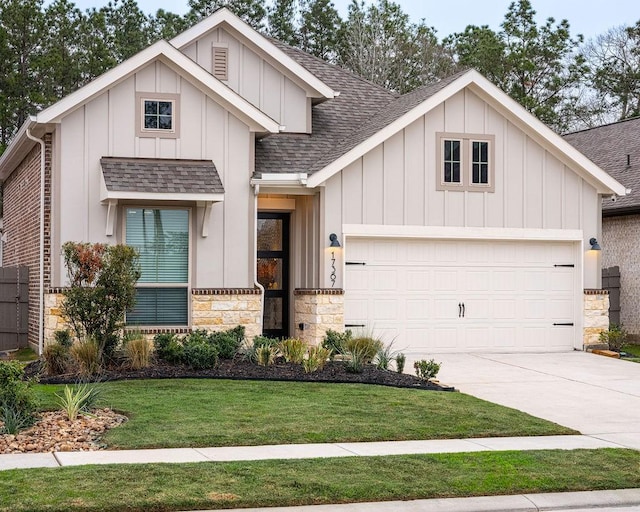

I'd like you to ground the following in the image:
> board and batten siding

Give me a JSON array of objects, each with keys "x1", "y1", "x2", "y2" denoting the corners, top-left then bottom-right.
[
  {"x1": 181, "y1": 28, "x2": 309, "y2": 133},
  {"x1": 53, "y1": 60, "x2": 254, "y2": 289},
  {"x1": 322, "y1": 88, "x2": 601, "y2": 288}
]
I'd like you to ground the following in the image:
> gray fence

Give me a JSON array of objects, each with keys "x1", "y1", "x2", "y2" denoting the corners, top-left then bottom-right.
[
  {"x1": 0, "y1": 266, "x2": 29, "y2": 351},
  {"x1": 602, "y1": 266, "x2": 620, "y2": 327}
]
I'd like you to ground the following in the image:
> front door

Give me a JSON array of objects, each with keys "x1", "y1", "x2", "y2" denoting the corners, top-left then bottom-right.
[{"x1": 257, "y1": 212, "x2": 290, "y2": 338}]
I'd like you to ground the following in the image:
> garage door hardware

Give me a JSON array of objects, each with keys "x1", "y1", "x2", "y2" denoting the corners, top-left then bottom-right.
[
  {"x1": 345, "y1": 324, "x2": 366, "y2": 328},
  {"x1": 346, "y1": 261, "x2": 366, "y2": 265},
  {"x1": 458, "y1": 302, "x2": 466, "y2": 318},
  {"x1": 554, "y1": 264, "x2": 575, "y2": 267},
  {"x1": 553, "y1": 322, "x2": 574, "y2": 326}
]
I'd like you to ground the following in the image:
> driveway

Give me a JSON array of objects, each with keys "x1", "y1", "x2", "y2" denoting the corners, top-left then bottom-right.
[{"x1": 405, "y1": 351, "x2": 640, "y2": 449}]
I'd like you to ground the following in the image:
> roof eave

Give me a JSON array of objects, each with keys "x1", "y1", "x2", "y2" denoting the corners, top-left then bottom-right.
[{"x1": 0, "y1": 117, "x2": 42, "y2": 181}]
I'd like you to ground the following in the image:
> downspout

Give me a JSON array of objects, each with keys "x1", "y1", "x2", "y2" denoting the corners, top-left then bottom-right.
[
  {"x1": 253, "y1": 184, "x2": 264, "y2": 334},
  {"x1": 25, "y1": 128, "x2": 45, "y2": 355}
]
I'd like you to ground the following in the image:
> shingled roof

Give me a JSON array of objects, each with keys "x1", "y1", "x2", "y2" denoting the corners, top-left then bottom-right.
[
  {"x1": 101, "y1": 157, "x2": 224, "y2": 194},
  {"x1": 564, "y1": 117, "x2": 640, "y2": 215}
]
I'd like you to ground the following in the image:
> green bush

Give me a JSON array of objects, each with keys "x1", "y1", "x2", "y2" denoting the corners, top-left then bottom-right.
[
  {"x1": 183, "y1": 342, "x2": 219, "y2": 370},
  {"x1": 0, "y1": 361, "x2": 37, "y2": 433},
  {"x1": 414, "y1": 359, "x2": 441, "y2": 382},
  {"x1": 395, "y1": 353, "x2": 406, "y2": 374},
  {"x1": 153, "y1": 333, "x2": 184, "y2": 364},
  {"x1": 53, "y1": 329, "x2": 73, "y2": 348},
  {"x1": 209, "y1": 331, "x2": 242, "y2": 360},
  {"x1": 344, "y1": 336, "x2": 383, "y2": 364},
  {"x1": 599, "y1": 324, "x2": 628, "y2": 352},
  {"x1": 322, "y1": 329, "x2": 352, "y2": 359},
  {"x1": 43, "y1": 342, "x2": 70, "y2": 375}
]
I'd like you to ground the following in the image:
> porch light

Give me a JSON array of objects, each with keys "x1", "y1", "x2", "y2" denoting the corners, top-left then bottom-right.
[
  {"x1": 329, "y1": 233, "x2": 341, "y2": 247},
  {"x1": 589, "y1": 238, "x2": 601, "y2": 251}
]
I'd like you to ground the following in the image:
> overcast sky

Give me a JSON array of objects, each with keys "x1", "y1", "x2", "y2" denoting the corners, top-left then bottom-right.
[{"x1": 46, "y1": 0, "x2": 639, "y2": 41}]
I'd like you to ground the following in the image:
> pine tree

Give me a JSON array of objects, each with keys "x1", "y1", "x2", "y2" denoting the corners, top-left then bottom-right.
[
  {"x1": 187, "y1": 0, "x2": 267, "y2": 30},
  {"x1": 299, "y1": 0, "x2": 342, "y2": 62},
  {"x1": 267, "y1": 0, "x2": 299, "y2": 46}
]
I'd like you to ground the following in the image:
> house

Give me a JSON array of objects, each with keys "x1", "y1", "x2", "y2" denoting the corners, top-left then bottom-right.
[
  {"x1": 0, "y1": 8, "x2": 625, "y2": 355},
  {"x1": 565, "y1": 117, "x2": 640, "y2": 336}
]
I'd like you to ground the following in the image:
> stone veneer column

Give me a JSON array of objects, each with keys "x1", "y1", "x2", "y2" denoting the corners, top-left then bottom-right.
[
  {"x1": 293, "y1": 289, "x2": 344, "y2": 345},
  {"x1": 583, "y1": 289, "x2": 610, "y2": 349},
  {"x1": 43, "y1": 289, "x2": 69, "y2": 344},
  {"x1": 191, "y1": 288, "x2": 262, "y2": 341}
]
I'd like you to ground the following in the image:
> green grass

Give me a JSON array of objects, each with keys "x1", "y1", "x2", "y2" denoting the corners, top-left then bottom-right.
[
  {"x1": 0, "y1": 347, "x2": 37, "y2": 362},
  {"x1": 1, "y1": 449, "x2": 639, "y2": 511},
  {"x1": 34, "y1": 379, "x2": 575, "y2": 449},
  {"x1": 622, "y1": 344, "x2": 640, "y2": 362}
]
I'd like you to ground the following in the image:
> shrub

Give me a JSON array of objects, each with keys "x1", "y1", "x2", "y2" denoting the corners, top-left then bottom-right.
[
  {"x1": 153, "y1": 333, "x2": 183, "y2": 364},
  {"x1": 56, "y1": 382, "x2": 103, "y2": 420},
  {"x1": 61, "y1": 242, "x2": 140, "y2": 364},
  {"x1": 344, "y1": 336, "x2": 383, "y2": 364},
  {"x1": 255, "y1": 344, "x2": 278, "y2": 366},
  {"x1": 43, "y1": 343, "x2": 70, "y2": 375},
  {"x1": 395, "y1": 353, "x2": 406, "y2": 374},
  {"x1": 322, "y1": 329, "x2": 352, "y2": 359},
  {"x1": 303, "y1": 346, "x2": 331, "y2": 373},
  {"x1": 183, "y1": 342, "x2": 218, "y2": 370},
  {"x1": 53, "y1": 329, "x2": 73, "y2": 348},
  {"x1": 209, "y1": 331, "x2": 242, "y2": 360},
  {"x1": 599, "y1": 324, "x2": 628, "y2": 352},
  {"x1": 124, "y1": 336, "x2": 152, "y2": 370},
  {"x1": 71, "y1": 338, "x2": 100, "y2": 377},
  {"x1": 279, "y1": 338, "x2": 307, "y2": 364},
  {"x1": 414, "y1": 359, "x2": 441, "y2": 382},
  {"x1": 373, "y1": 340, "x2": 399, "y2": 371},
  {"x1": 0, "y1": 361, "x2": 37, "y2": 433},
  {"x1": 252, "y1": 335, "x2": 280, "y2": 349},
  {"x1": 344, "y1": 346, "x2": 368, "y2": 373}
]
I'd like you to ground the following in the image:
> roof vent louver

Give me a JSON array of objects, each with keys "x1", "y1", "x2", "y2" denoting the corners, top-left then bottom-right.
[{"x1": 212, "y1": 44, "x2": 228, "y2": 81}]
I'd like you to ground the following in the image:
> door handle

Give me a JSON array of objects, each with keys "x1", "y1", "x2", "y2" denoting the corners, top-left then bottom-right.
[
  {"x1": 458, "y1": 303, "x2": 462, "y2": 317},
  {"x1": 462, "y1": 302, "x2": 465, "y2": 318}
]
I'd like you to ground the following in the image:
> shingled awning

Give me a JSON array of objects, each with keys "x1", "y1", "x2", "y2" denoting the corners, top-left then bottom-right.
[{"x1": 99, "y1": 157, "x2": 225, "y2": 237}]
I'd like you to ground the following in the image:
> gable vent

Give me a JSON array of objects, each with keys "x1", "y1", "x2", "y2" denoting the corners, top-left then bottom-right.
[{"x1": 212, "y1": 45, "x2": 228, "y2": 81}]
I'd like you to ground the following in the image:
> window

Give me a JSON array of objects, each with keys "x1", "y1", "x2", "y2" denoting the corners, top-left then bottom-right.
[
  {"x1": 436, "y1": 133, "x2": 495, "y2": 192},
  {"x1": 125, "y1": 208, "x2": 189, "y2": 326},
  {"x1": 136, "y1": 93, "x2": 180, "y2": 138}
]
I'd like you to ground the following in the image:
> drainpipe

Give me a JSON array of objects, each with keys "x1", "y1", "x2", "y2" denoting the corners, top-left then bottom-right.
[
  {"x1": 253, "y1": 184, "x2": 264, "y2": 334},
  {"x1": 25, "y1": 128, "x2": 45, "y2": 355}
]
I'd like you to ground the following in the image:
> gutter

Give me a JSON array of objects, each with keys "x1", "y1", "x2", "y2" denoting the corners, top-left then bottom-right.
[
  {"x1": 250, "y1": 173, "x2": 308, "y2": 187},
  {"x1": 25, "y1": 127, "x2": 46, "y2": 355},
  {"x1": 253, "y1": 183, "x2": 264, "y2": 335}
]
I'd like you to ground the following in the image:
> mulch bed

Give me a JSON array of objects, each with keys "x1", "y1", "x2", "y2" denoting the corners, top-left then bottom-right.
[{"x1": 25, "y1": 359, "x2": 455, "y2": 391}]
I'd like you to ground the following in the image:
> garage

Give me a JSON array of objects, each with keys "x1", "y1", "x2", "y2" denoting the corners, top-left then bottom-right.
[{"x1": 344, "y1": 237, "x2": 580, "y2": 353}]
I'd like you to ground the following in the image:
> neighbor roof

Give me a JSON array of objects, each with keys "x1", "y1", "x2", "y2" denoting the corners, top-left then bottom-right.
[{"x1": 565, "y1": 117, "x2": 640, "y2": 215}]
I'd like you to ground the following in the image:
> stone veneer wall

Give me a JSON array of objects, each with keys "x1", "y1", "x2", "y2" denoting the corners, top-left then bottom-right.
[
  {"x1": 44, "y1": 291, "x2": 68, "y2": 344},
  {"x1": 294, "y1": 289, "x2": 344, "y2": 345},
  {"x1": 583, "y1": 289, "x2": 610, "y2": 348},
  {"x1": 602, "y1": 215, "x2": 640, "y2": 334}
]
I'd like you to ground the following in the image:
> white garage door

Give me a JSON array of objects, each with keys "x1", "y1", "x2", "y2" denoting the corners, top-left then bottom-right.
[{"x1": 344, "y1": 238, "x2": 579, "y2": 353}]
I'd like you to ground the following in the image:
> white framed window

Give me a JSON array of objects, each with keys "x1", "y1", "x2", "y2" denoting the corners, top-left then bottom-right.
[
  {"x1": 136, "y1": 93, "x2": 180, "y2": 138},
  {"x1": 436, "y1": 132, "x2": 495, "y2": 192}
]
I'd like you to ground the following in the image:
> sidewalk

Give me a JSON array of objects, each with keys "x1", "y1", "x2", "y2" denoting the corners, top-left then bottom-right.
[{"x1": 0, "y1": 433, "x2": 633, "y2": 471}]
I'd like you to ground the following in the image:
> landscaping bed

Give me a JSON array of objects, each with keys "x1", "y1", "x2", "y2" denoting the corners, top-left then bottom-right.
[{"x1": 25, "y1": 358, "x2": 454, "y2": 391}]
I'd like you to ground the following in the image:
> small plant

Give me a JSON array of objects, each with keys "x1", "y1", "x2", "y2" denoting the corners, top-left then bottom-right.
[
  {"x1": 344, "y1": 336, "x2": 383, "y2": 364},
  {"x1": 53, "y1": 329, "x2": 73, "y2": 348},
  {"x1": 0, "y1": 361, "x2": 37, "y2": 433},
  {"x1": 599, "y1": 324, "x2": 628, "y2": 352},
  {"x1": 343, "y1": 345, "x2": 369, "y2": 374},
  {"x1": 182, "y1": 341, "x2": 218, "y2": 370},
  {"x1": 303, "y1": 346, "x2": 330, "y2": 373},
  {"x1": 209, "y1": 330, "x2": 242, "y2": 360},
  {"x1": 56, "y1": 383, "x2": 103, "y2": 420},
  {"x1": 153, "y1": 333, "x2": 184, "y2": 364},
  {"x1": 373, "y1": 340, "x2": 399, "y2": 371},
  {"x1": 395, "y1": 353, "x2": 406, "y2": 374},
  {"x1": 70, "y1": 338, "x2": 100, "y2": 377},
  {"x1": 43, "y1": 343, "x2": 70, "y2": 375},
  {"x1": 255, "y1": 344, "x2": 278, "y2": 366},
  {"x1": 414, "y1": 359, "x2": 441, "y2": 382},
  {"x1": 322, "y1": 329, "x2": 352, "y2": 359},
  {"x1": 280, "y1": 338, "x2": 307, "y2": 364},
  {"x1": 124, "y1": 335, "x2": 152, "y2": 370},
  {"x1": 244, "y1": 335, "x2": 280, "y2": 363},
  {"x1": 0, "y1": 404, "x2": 35, "y2": 435}
]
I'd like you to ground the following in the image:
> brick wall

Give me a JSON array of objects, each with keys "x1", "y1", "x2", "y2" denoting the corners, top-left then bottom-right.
[
  {"x1": 3, "y1": 135, "x2": 52, "y2": 350},
  {"x1": 602, "y1": 215, "x2": 640, "y2": 334}
]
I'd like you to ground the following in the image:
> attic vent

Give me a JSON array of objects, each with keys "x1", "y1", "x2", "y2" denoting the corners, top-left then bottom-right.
[{"x1": 212, "y1": 44, "x2": 228, "y2": 81}]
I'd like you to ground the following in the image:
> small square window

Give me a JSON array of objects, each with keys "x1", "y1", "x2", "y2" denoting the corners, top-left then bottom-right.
[
  {"x1": 436, "y1": 133, "x2": 495, "y2": 192},
  {"x1": 143, "y1": 100, "x2": 173, "y2": 131},
  {"x1": 136, "y1": 93, "x2": 180, "y2": 139}
]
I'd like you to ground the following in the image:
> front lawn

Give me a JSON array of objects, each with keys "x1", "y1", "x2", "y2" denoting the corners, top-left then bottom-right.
[
  {"x1": 622, "y1": 344, "x2": 640, "y2": 362},
  {"x1": 35, "y1": 379, "x2": 575, "y2": 449},
  {"x1": 1, "y1": 449, "x2": 639, "y2": 512}
]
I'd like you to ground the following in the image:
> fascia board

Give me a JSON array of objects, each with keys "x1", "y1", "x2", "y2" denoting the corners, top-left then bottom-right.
[
  {"x1": 0, "y1": 117, "x2": 38, "y2": 180},
  {"x1": 170, "y1": 9, "x2": 336, "y2": 100},
  {"x1": 102, "y1": 190, "x2": 225, "y2": 202}
]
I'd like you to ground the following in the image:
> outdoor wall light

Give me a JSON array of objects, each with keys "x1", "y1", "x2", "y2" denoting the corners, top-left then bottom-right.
[
  {"x1": 589, "y1": 238, "x2": 601, "y2": 251},
  {"x1": 329, "y1": 233, "x2": 341, "y2": 247}
]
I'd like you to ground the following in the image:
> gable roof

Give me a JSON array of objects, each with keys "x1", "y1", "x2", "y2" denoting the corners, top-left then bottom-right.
[
  {"x1": 564, "y1": 117, "x2": 640, "y2": 215},
  {"x1": 170, "y1": 8, "x2": 336, "y2": 101}
]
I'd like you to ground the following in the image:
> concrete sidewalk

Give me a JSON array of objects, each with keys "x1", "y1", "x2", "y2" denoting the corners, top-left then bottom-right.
[{"x1": 0, "y1": 433, "x2": 632, "y2": 471}]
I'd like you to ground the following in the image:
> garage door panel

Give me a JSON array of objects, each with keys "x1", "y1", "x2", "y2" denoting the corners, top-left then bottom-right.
[{"x1": 345, "y1": 238, "x2": 578, "y2": 353}]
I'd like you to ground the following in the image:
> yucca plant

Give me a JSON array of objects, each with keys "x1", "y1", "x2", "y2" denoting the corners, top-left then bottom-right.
[
  {"x1": 56, "y1": 383, "x2": 103, "y2": 420},
  {"x1": 255, "y1": 344, "x2": 278, "y2": 366},
  {"x1": 303, "y1": 346, "x2": 331, "y2": 373},
  {"x1": 279, "y1": 338, "x2": 307, "y2": 364}
]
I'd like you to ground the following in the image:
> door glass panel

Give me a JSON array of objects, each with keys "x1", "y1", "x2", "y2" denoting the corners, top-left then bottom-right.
[
  {"x1": 257, "y1": 258, "x2": 283, "y2": 290},
  {"x1": 257, "y1": 219, "x2": 282, "y2": 251},
  {"x1": 263, "y1": 297, "x2": 283, "y2": 330}
]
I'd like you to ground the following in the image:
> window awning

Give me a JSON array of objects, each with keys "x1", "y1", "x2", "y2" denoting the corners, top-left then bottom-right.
[{"x1": 100, "y1": 157, "x2": 225, "y2": 237}]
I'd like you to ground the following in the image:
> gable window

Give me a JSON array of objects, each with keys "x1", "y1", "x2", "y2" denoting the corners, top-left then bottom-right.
[
  {"x1": 125, "y1": 207, "x2": 189, "y2": 326},
  {"x1": 437, "y1": 132, "x2": 495, "y2": 192},
  {"x1": 136, "y1": 93, "x2": 180, "y2": 138}
]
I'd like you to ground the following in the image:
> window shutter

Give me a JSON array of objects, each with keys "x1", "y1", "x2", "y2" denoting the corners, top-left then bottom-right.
[{"x1": 212, "y1": 46, "x2": 228, "y2": 81}]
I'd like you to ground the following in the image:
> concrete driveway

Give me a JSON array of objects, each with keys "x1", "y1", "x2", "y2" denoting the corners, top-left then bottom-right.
[{"x1": 406, "y1": 351, "x2": 640, "y2": 449}]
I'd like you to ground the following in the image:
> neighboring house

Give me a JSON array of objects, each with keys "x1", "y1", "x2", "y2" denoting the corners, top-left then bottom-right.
[
  {"x1": 0, "y1": 8, "x2": 625, "y2": 355},
  {"x1": 565, "y1": 117, "x2": 640, "y2": 335}
]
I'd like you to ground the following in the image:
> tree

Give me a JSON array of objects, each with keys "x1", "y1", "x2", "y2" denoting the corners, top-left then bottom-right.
[
  {"x1": 101, "y1": 0, "x2": 153, "y2": 62},
  {"x1": 267, "y1": 0, "x2": 299, "y2": 47},
  {"x1": 150, "y1": 8, "x2": 190, "y2": 41},
  {"x1": 299, "y1": 0, "x2": 342, "y2": 62},
  {"x1": 445, "y1": 0, "x2": 587, "y2": 132},
  {"x1": 187, "y1": 0, "x2": 267, "y2": 30},
  {"x1": 61, "y1": 242, "x2": 140, "y2": 364}
]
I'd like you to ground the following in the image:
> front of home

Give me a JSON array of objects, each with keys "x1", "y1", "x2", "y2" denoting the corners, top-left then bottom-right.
[{"x1": 0, "y1": 8, "x2": 626, "y2": 355}]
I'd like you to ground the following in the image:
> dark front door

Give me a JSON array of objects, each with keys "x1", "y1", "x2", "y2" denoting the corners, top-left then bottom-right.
[{"x1": 257, "y1": 212, "x2": 289, "y2": 338}]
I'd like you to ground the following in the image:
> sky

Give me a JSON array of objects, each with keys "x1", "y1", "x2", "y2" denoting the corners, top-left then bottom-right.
[{"x1": 50, "y1": 0, "x2": 640, "y2": 42}]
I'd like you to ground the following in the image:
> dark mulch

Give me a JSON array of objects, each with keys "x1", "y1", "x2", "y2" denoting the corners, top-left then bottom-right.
[{"x1": 24, "y1": 359, "x2": 455, "y2": 391}]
